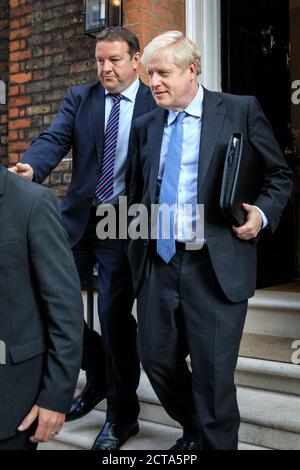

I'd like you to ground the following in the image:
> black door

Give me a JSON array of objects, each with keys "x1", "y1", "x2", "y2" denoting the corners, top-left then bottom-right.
[{"x1": 221, "y1": 0, "x2": 297, "y2": 287}]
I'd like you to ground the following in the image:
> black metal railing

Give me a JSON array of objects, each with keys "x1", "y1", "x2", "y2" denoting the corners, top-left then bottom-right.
[{"x1": 81, "y1": 264, "x2": 98, "y2": 330}]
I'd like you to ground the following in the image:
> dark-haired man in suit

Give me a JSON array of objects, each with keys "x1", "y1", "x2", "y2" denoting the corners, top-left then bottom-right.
[
  {"x1": 128, "y1": 31, "x2": 292, "y2": 450},
  {"x1": 0, "y1": 166, "x2": 83, "y2": 450},
  {"x1": 9, "y1": 26, "x2": 156, "y2": 450}
]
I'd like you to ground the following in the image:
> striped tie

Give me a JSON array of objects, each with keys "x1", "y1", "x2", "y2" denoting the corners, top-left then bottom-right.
[{"x1": 95, "y1": 93, "x2": 123, "y2": 203}]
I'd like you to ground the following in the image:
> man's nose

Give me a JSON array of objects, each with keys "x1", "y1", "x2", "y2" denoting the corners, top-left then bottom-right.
[
  {"x1": 103, "y1": 60, "x2": 112, "y2": 71},
  {"x1": 150, "y1": 73, "x2": 161, "y2": 87}
]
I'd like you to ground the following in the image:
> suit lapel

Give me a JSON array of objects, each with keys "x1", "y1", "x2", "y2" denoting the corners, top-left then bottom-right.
[
  {"x1": 198, "y1": 89, "x2": 226, "y2": 195},
  {"x1": 126, "y1": 81, "x2": 155, "y2": 173},
  {"x1": 148, "y1": 109, "x2": 167, "y2": 203},
  {"x1": 91, "y1": 83, "x2": 106, "y2": 163},
  {"x1": 128, "y1": 81, "x2": 154, "y2": 147},
  {"x1": 132, "y1": 81, "x2": 152, "y2": 122}
]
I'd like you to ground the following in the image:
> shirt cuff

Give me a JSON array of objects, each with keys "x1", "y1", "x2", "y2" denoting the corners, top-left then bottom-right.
[{"x1": 254, "y1": 206, "x2": 268, "y2": 229}]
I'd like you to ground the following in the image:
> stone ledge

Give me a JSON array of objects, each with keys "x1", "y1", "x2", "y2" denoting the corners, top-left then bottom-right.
[{"x1": 236, "y1": 356, "x2": 300, "y2": 395}]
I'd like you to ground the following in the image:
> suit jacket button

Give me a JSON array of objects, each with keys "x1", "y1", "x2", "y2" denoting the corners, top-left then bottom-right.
[{"x1": 95, "y1": 169, "x2": 100, "y2": 174}]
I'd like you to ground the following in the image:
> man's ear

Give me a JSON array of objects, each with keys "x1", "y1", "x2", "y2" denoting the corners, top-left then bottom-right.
[
  {"x1": 132, "y1": 52, "x2": 141, "y2": 71},
  {"x1": 189, "y1": 62, "x2": 197, "y2": 80}
]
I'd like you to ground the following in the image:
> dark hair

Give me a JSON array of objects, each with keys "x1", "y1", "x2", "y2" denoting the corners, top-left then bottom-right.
[{"x1": 95, "y1": 27, "x2": 140, "y2": 57}]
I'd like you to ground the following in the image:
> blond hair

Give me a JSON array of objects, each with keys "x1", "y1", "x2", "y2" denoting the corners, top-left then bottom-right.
[{"x1": 141, "y1": 31, "x2": 201, "y2": 75}]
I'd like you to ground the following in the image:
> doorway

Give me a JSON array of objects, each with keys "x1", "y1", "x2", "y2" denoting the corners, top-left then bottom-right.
[{"x1": 221, "y1": 0, "x2": 300, "y2": 287}]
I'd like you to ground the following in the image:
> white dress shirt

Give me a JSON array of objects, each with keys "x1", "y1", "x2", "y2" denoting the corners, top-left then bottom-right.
[
  {"x1": 158, "y1": 85, "x2": 203, "y2": 242},
  {"x1": 104, "y1": 77, "x2": 140, "y2": 200}
]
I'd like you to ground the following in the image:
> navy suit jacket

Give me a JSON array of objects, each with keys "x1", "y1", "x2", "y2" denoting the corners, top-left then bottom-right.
[
  {"x1": 22, "y1": 80, "x2": 156, "y2": 247},
  {"x1": 128, "y1": 88, "x2": 293, "y2": 302}
]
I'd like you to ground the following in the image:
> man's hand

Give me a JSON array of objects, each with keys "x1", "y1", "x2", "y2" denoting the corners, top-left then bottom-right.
[
  {"x1": 18, "y1": 405, "x2": 65, "y2": 443},
  {"x1": 232, "y1": 203, "x2": 263, "y2": 240},
  {"x1": 8, "y1": 162, "x2": 34, "y2": 180}
]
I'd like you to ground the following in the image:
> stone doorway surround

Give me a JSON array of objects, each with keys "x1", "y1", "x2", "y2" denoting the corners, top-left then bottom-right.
[{"x1": 185, "y1": 0, "x2": 221, "y2": 91}]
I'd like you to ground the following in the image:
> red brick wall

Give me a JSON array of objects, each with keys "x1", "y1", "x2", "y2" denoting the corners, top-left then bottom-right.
[
  {"x1": 124, "y1": 0, "x2": 185, "y2": 82},
  {"x1": 3, "y1": 0, "x2": 185, "y2": 195},
  {"x1": 7, "y1": 0, "x2": 97, "y2": 196},
  {"x1": 124, "y1": 0, "x2": 185, "y2": 51}
]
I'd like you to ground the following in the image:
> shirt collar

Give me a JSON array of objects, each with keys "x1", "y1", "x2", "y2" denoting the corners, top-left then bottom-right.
[
  {"x1": 167, "y1": 84, "x2": 204, "y2": 126},
  {"x1": 105, "y1": 77, "x2": 140, "y2": 102}
]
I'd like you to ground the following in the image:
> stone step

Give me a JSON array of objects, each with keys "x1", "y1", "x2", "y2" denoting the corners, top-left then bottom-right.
[
  {"x1": 237, "y1": 385, "x2": 300, "y2": 450},
  {"x1": 39, "y1": 440, "x2": 82, "y2": 450},
  {"x1": 39, "y1": 409, "x2": 181, "y2": 451},
  {"x1": 77, "y1": 355, "x2": 300, "y2": 400},
  {"x1": 76, "y1": 369, "x2": 300, "y2": 450},
  {"x1": 238, "y1": 442, "x2": 270, "y2": 450},
  {"x1": 38, "y1": 408, "x2": 269, "y2": 451},
  {"x1": 239, "y1": 333, "x2": 298, "y2": 364},
  {"x1": 235, "y1": 357, "x2": 300, "y2": 395},
  {"x1": 246, "y1": 289, "x2": 300, "y2": 339}
]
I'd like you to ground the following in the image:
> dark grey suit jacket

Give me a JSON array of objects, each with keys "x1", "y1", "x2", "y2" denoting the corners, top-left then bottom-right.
[
  {"x1": 128, "y1": 88, "x2": 293, "y2": 302},
  {"x1": 0, "y1": 166, "x2": 83, "y2": 440}
]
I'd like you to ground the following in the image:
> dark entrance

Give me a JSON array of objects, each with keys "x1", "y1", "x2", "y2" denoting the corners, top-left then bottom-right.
[{"x1": 221, "y1": 0, "x2": 300, "y2": 287}]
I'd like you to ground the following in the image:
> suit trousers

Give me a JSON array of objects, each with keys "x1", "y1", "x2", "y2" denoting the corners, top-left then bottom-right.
[
  {"x1": 72, "y1": 207, "x2": 140, "y2": 424},
  {"x1": 0, "y1": 422, "x2": 38, "y2": 450},
  {"x1": 137, "y1": 243, "x2": 248, "y2": 450}
]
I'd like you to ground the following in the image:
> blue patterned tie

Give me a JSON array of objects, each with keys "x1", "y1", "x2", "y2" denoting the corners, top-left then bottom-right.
[
  {"x1": 95, "y1": 94, "x2": 123, "y2": 203},
  {"x1": 157, "y1": 111, "x2": 186, "y2": 263}
]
